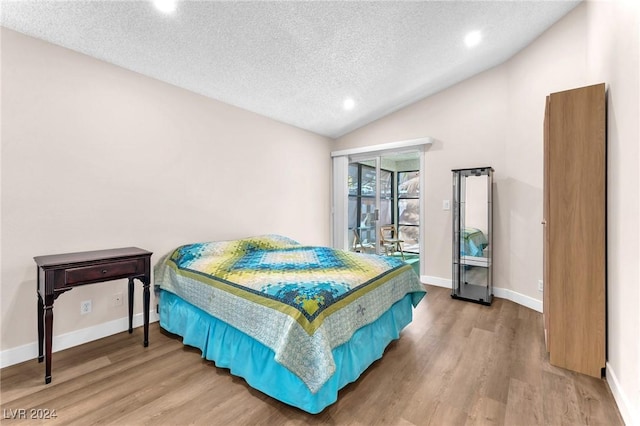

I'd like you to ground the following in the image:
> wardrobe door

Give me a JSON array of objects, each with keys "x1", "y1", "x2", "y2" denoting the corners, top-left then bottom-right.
[{"x1": 547, "y1": 83, "x2": 606, "y2": 378}]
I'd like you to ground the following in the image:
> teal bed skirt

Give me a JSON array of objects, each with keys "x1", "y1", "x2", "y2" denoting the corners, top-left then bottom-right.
[{"x1": 158, "y1": 289, "x2": 415, "y2": 414}]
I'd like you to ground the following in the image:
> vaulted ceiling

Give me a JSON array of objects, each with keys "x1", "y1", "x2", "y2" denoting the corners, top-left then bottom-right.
[{"x1": 1, "y1": 1, "x2": 581, "y2": 138}]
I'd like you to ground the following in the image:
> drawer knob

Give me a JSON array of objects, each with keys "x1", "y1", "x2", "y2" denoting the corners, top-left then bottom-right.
[{"x1": 101, "y1": 269, "x2": 108, "y2": 274}]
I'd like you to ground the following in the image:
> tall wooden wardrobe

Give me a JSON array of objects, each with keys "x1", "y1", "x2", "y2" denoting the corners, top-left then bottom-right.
[{"x1": 543, "y1": 83, "x2": 606, "y2": 378}]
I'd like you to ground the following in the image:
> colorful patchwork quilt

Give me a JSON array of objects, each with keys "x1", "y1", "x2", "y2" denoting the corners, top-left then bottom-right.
[{"x1": 154, "y1": 235, "x2": 425, "y2": 393}]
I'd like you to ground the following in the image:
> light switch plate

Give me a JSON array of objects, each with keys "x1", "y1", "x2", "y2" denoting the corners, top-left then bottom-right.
[{"x1": 443, "y1": 200, "x2": 450, "y2": 210}]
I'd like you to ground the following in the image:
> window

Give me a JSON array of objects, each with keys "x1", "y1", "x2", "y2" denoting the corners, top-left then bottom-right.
[
  {"x1": 397, "y1": 171, "x2": 419, "y2": 253},
  {"x1": 348, "y1": 163, "x2": 393, "y2": 248}
]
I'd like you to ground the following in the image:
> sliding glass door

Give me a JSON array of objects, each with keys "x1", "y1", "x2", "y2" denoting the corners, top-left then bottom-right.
[
  {"x1": 348, "y1": 159, "x2": 393, "y2": 253},
  {"x1": 331, "y1": 137, "x2": 430, "y2": 276},
  {"x1": 346, "y1": 153, "x2": 420, "y2": 256}
]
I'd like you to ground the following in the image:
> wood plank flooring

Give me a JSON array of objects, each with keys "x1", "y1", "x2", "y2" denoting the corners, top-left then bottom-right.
[{"x1": 0, "y1": 285, "x2": 623, "y2": 425}]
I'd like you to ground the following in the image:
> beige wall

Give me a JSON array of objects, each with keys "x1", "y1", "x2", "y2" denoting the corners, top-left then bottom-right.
[
  {"x1": 585, "y1": 0, "x2": 639, "y2": 423},
  {"x1": 336, "y1": 1, "x2": 639, "y2": 422},
  {"x1": 503, "y1": 3, "x2": 590, "y2": 301},
  {"x1": 0, "y1": 29, "x2": 332, "y2": 351}
]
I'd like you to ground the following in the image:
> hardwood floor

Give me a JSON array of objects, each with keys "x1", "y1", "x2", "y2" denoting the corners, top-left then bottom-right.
[{"x1": 1, "y1": 285, "x2": 623, "y2": 425}]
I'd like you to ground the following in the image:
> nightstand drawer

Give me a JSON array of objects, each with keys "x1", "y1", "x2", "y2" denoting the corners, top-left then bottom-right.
[{"x1": 65, "y1": 259, "x2": 142, "y2": 285}]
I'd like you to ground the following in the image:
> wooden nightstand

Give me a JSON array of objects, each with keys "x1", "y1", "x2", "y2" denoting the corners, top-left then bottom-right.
[{"x1": 34, "y1": 247, "x2": 152, "y2": 384}]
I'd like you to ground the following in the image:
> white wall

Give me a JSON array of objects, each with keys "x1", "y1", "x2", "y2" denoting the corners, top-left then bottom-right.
[
  {"x1": 1, "y1": 29, "x2": 332, "y2": 353},
  {"x1": 336, "y1": 1, "x2": 639, "y2": 423},
  {"x1": 584, "y1": 1, "x2": 640, "y2": 424},
  {"x1": 504, "y1": 1, "x2": 590, "y2": 302}
]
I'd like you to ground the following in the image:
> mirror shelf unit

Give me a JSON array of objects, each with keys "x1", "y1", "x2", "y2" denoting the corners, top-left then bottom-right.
[{"x1": 451, "y1": 167, "x2": 494, "y2": 306}]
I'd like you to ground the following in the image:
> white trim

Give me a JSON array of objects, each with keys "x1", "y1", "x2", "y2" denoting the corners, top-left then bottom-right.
[
  {"x1": 420, "y1": 275, "x2": 542, "y2": 313},
  {"x1": 493, "y1": 287, "x2": 542, "y2": 313},
  {"x1": 0, "y1": 311, "x2": 159, "y2": 369},
  {"x1": 418, "y1": 149, "x2": 426, "y2": 278},
  {"x1": 330, "y1": 137, "x2": 433, "y2": 157},
  {"x1": 331, "y1": 155, "x2": 349, "y2": 249},
  {"x1": 422, "y1": 275, "x2": 452, "y2": 288},
  {"x1": 606, "y1": 361, "x2": 637, "y2": 426}
]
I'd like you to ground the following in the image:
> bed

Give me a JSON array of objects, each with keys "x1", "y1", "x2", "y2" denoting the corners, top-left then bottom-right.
[{"x1": 154, "y1": 235, "x2": 425, "y2": 414}]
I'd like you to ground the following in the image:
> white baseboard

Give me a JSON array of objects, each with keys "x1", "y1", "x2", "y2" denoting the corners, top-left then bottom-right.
[
  {"x1": 606, "y1": 361, "x2": 638, "y2": 426},
  {"x1": 421, "y1": 275, "x2": 451, "y2": 288},
  {"x1": 421, "y1": 275, "x2": 543, "y2": 313},
  {"x1": 0, "y1": 311, "x2": 159, "y2": 369},
  {"x1": 493, "y1": 287, "x2": 542, "y2": 313}
]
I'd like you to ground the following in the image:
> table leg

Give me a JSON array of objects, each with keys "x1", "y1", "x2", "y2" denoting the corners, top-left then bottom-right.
[
  {"x1": 128, "y1": 277, "x2": 134, "y2": 334},
  {"x1": 37, "y1": 293, "x2": 44, "y2": 363},
  {"x1": 44, "y1": 300, "x2": 53, "y2": 384},
  {"x1": 143, "y1": 280, "x2": 150, "y2": 347}
]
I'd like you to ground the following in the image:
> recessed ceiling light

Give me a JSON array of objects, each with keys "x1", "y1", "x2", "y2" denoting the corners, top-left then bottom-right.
[
  {"x1": 464, "y1": 30, "x2": 482, "y2": 48},
  {"x1": 343, "y1": 98, "x2": 355, "y2": 111},
  {"x1": 153, "y1": 0, "x2": 177, "y2": 14}
]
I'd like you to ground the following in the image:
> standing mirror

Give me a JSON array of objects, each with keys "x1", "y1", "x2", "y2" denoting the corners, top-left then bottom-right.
[{"x1": 452, "y1": 167, "x2": 494, "y2": 305}]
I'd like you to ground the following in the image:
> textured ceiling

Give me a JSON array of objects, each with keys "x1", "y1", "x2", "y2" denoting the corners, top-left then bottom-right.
[{"x1": 1, "y1": 1, "x2": 580, "y2": 138}]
